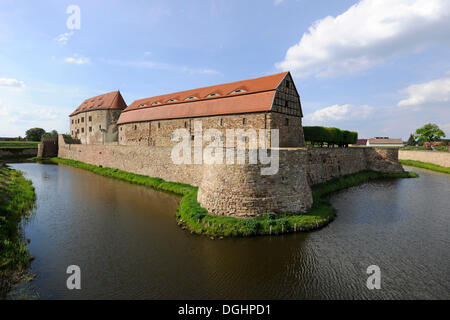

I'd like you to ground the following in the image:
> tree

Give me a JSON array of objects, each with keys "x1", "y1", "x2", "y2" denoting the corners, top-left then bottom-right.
[
  {"x1": 406, "y1": 134, "x2": 416, "y2": 146},
  {"x1": 415, "y1": 123, "x2": 446, "y2": 149},
  {"x1": 41, "y1": 130, "x2": 58, "y2": 141},
  {"x1": 25, "y1": 128, "x2": 46, "y2": 141}
]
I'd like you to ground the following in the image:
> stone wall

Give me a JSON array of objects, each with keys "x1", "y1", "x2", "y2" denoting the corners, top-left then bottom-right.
[
  {"x1": 0, "y1": 148, "x2": 37, "y2": 159},
  {"x1": 58, "y1": 135, "x2": 203, "y2": 186},
  {"x1": 37, "y1": 139, "x2": 58, "y2": 158},
  {"x1": 198, "y1": 150, "x2": 313, "y2": 217},
  {"x1": 58, "y1": 135, "x2": 404, "y2": 217},
  {"x1": 305, "y1": 148, "x2": 404, "y2": 185},
  {"x1": 118, "y1": 112, "x2": 271, "y2": 147},
  {"x1": 399, "y1": 150, "x2": 450, "y2": 167}
]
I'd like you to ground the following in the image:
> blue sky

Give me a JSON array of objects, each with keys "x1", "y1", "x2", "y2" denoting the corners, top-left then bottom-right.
[{"x1": 0, "y1": 0, "x2": 449, "y2": 139}]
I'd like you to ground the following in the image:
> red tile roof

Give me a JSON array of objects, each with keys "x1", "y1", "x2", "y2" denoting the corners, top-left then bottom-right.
[
  {"x1": 117, "y1": 72, "x2": 288, "y2": 124},
  {"x1": 70, "y1": 91, "x2": 127, "y2": 116}
]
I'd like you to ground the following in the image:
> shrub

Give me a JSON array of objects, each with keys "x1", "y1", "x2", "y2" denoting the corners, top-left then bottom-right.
[{"x1": 304, "y1": 126, "x2": 358, "y2": 147}]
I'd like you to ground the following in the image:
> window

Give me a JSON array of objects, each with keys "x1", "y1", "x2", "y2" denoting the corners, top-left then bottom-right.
[
  {"x1": 243, "y1": 118, "x2": 247, "y2": 125},
  {"x1": 71, "y1": 131, "x2": 74, "y2": 135},
  {"x1": 206, "y1": 93, "x2": 220, "y2": 98},
  {"x1": 230, "y1": 89, "x2": 247, "y2": 94},
  {"x1": 89, "y1": 116, "x2": 92, "y2": 122},
  {"x1": 285, "y1": 100, "x2": 289, "y2": 108},
  {"x1": 89, "y1": 127, "x2": 92, "y2": 132},
  {"x1": 139, "y1": 103, "x2": 147, "y2": 107},
  {"x1": 167, "y1": 99, "x2": 178, "y2": 103},
  {"x1": 120, "y1": 127, "x2": 122, "y2": 131},
  {"x1": 158, "y1": 122, "x2": 161, "y2": 129},
  {"x1": 71, "y1": 119, "x2": 74, "y2": 124},
  {"x1": 81, "y1": 117, "x2": 84, "y2": 123},
  {"x1": 99, "y1": 125, "x2": 102, "y2": 130},
  {"x1": 285, "y1": 118, "x2": 289, "y2": 126},
  {"x1": 77, "y1": 119, "x2": 80, "y2": 124},
  {"x1": 220, "y1": 118, "x2": 224, "y2": 126},
  {"x1": 184, "y1": 121, "x2": 188, "y2": 128},
  {"x1": 191, "y1": 135, "x2": 195, "y2": 141},
  {"x1": 184, "y1": 96, "x2": 198, "y2": 100},
  {"x1": 152, "y1": 101, "x2": 161, "y2": 105},
  {"x1": 134, "y1": 125, "x2": 137, "y2": 130},
  {"x1": 241, "y1": 136, "x2": 247, "y2": 142},
  {"x1": 81, "y1": 128, "x2": 84, "y2": 133},
  {"x1": 286, "y1": 80, "x2": 290, "y2": 88}
]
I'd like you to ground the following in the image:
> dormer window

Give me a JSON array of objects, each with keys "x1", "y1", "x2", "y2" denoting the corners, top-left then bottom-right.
[
  {"x1": 206, "y1": 93, "x2": 220, "y2": 98},
  {"x1": 184, "y1": 96, "x2": 198, "y2": 100},
  {"x1": 138, "y1": 103, "x2": 147, "y2": 108},
  {"x1": 167, "y1": 99, "x2": 178, "y2": 103},
  {"x1": 152, "y1": 101, "x2": 161, "y2": 106},
  {"x1": 230, "y1": 89, "x2": 247, "y2": 94}
]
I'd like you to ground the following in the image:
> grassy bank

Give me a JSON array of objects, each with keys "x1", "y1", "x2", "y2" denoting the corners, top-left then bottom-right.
[
  {"x1": 0, "y1": 164, "x2": 36, "y2": 298},
  {"x1": 0, "y1": 141, "x2": 39, "y2": 149},
  {"x1": 35, "y1": 157, "x2": 417, "y2": 238},
  {"x1": 399, "y1": 159, "x2": 450, "y2": 174}
]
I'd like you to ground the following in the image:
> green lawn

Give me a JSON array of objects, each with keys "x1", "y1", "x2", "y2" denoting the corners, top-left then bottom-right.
[
  {"x1": 400, "y1": 160, "x2": 450, "y2": 174},
  {"x1": 35, "y1": 157, "x2": 418, "y2": 238},
  {"x1": 0, "y1": 141, "x2": 39, "y2": 149}
]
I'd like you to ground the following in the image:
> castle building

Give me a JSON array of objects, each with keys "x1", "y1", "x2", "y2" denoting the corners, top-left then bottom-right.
[
  {"x1": 69, "y1": 91, "x2": 127, "y2": 144},
  {"x1": 69, "y1": 72, "x2": 306, "y2": 148}
]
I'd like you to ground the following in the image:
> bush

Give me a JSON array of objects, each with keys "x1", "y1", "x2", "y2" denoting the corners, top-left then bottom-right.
[{"x1": 304, "y1": 126, "x2": 358, "y2": 147}]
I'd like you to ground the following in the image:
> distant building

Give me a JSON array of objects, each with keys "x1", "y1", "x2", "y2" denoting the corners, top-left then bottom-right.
[
  {"x1": 70, "y1": 91, "x2": 128, "y2": 144},
  {"x1": 366, "y1": 137, "x2": 404, "y2": 147},
  {"x1": 423, "y1": 141, "x2": 443, "y2": 147},
  {"x1": 355, "y1": 139, "x2": 367, "y2": 146}
]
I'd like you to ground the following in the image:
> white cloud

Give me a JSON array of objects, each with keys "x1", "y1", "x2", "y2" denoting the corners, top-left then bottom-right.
[
  {"x1": 398, "y1": 75, "x2": 450, "y2": 107},
  {"x1": 0, "y1": 78, "x2": 25, "y2": 88},
  {"x1": 304, "y1": 104, "x2": 373, "y2": 123},
  {"x1": 0, "y1": 99, "x2": 70, "y2": 137},
  {"x1": 274, "y1": 0, "x2": 283, "y2": 6},
  {"x1": 54, "y1": 31, "x2": 74, "y2": 45},
  {"x1": 65, "y1": 54, "x2": 90, "y2": 65},
  {"x1": 103, "y1": 59, "x2": 221, "y2": 75},
  {"x1": 276, "y1": 0, "x2": 450, "y2": 77}
]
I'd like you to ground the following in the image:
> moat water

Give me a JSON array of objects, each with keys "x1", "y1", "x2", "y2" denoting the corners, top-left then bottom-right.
[{"x1": 7, "y1": 163, "x2": 450, "y2": 299}]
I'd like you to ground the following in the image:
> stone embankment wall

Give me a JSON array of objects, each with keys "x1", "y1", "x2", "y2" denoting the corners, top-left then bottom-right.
[
  {"x1": 399, "y1": 150, "x2": 450, "y2": 167},
  {"x1": 0, "y1": 148, "x2": 37, "y2": 159},
  {"x1": 58, "y1": 135, "x2": 403, "y2": 217},
  {"x1": 37, "y1": 139, "x2": 58, "y2": 158}
]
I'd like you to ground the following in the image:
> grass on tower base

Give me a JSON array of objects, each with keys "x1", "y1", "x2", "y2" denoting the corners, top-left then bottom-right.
[{"x1": 33, "y1": 157, "x2": 417, "y2": 238}]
